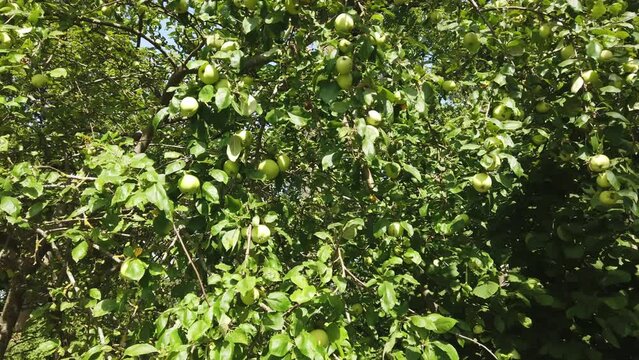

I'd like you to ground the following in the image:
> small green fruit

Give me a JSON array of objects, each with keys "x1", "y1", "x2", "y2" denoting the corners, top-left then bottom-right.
[
  {"x1": 258, "y1": 159, "x2": 280, "y2": 180},
  {"x1": 581, "y1": 70, "x2": 600, "y2": 84},
  {"x1": 236, "y1": 130, "x2": 253, "y2": 147},
  {"x1": 180, "y1": 97, "x2": 199, "y2": 118},
  {"x1": 535, "y1": 102, "x2": 551, "y2": 113},
  {"x1": 31, "y1": 74, "x2": 49, "y2": 88},
  {"x1": 599, "y1": 191, "x2": 619, "y2": 206},
  {"x1": 351, "y1": 303, "x2": 364, "y2": 315},
  {"x1": 240, "y1": 288, "x2": 259, "y2": 305},
  {"x1": 336, "y1": 73, "x2": 353, "y2": 90},
  {"x1": 175, "y1": 0, "x2": 188, "y2": 14},
  {"x1": 596, "y1": 173, "x2": 610, "y2": 188},
  {"x1": 276, "y1": 154, "x2": 291, "y2": 172},
  {"x1": 338, "y1": 39, "x2": 353, "y2": 53},
  {"x1": 384, "y1": 162, "x2": 401, "y2": 179},
  {"x1": 539, "y1": 23, "x2": 552, "y2": 38},
  {"x1": 366, "y1": 110, "x2": 382, "y2": 126},
  {"x1": 492, "y1": 104, "x2": 512, "y2": 121},
  {"x1": 251, "y1": 224, "x2": 271, "y2": 243},
  {"x1": 441, "y1": 80, "x2": 457, "y2": 92},
  {"x1": 560, "y1": 45, "x2": 575, "y2": 60},
  {"x1": 178, "y1": 174, "x2": 200, "y2": 194},
  {"x1": 223, "y1": 160, "x2": 239, "y2": 176},
  {"x1": 599, "y1": 49, "x2": 613, "y2": 62},
  {"x1": 588, "y1": 154, "x2": 610, "y2": 172},
  {"x1": 471, "y1": 173, "x2": 492, "y2": 193},
  {"x1": 463, "y1": 32, "x2": 480, "y2": 52},
  {"x1": 388, "y1": 222, "x2": 404, "y2": 237},
  {"x1": 335, "y1": 13, "x2": 354, "y2": 33},
  {"x1": 335, "y1": 56, "x2": 353, "y2": 74},
  {"x1": 198, "y1": 63, "x2": 219, "y2": 85},
  {"x1": 309, "y1": 329, "x2": 329, "y2": 348}
]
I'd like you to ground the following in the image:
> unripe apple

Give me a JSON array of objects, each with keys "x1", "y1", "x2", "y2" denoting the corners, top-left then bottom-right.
[
  {"x1": 101, "y1": 5, "x2": 114, "y2": 16},
  {"x1": 588, "y1": 154, "x2": 610, "y2": 172},
  {"x1": 472, "y1": 325, "x2": 484, "y2": 334},
  {"x1": 180, "y1": 96, "x2": 199, "y2": 118},
  {"x1": 0, "y1": 32, "x2": 11, "y2": 49},
  {"x1": 276, "y1": 154, "x2": 290, "y2": 172},
  {"x1": 351, "y1": 303, "x2": 364, "y2": 315},
  {"x1": 535, "y1": 102, "x2": 551, "y2": 113},
  {"x1": 532, "y1": 134, "x2": 547, "y2": 145},
  {"x1": 539, "y1": 23, "x2": 552, "y2": 38},
  {"x1": 335, "y1": 13, "x2": 354, "y2": 34},
  {"x1": 599, "y1": 49, "x2": 613, "y2": 62},
  {"x1": 384, "y1": 162, "x2": 401, "y2": 179},
  {"x1": 336, "y1": 73, "x2": 353, "y2": 90},
  {"x1": 581, "y1": 70, "x2": 600, "y2": 84},
  {"x1": 223, "y1": 160, "x2": 239, "y2": 176},
  {"x1": 338, "y1": 39, "x2": 353, "y2": 53},
  {"x1": 198, "y1": 63, "x2": 219, "y2": 85},
  {"x1": 492, "y1": 104, "x2": 512, "y2": 120},
  {"x1": 258, "y1": 159, "x2": 280, "y2": 180},
  {"x1": 31, "y1": 74, "x2": 49, "y2": 88},
  {"x1": 216, "y1": 78, "x2": 230, "y2": 89},
  {"x1": 463, "y1": 32, "x2": 480, "y2": 52},
  {"x1": 251, "y1": 224, "x2": 271, "y2": 243},
  {"x1": 335, "y1": 56, "x2": 353, "y2": 74},
  {"x1": 485, "y1": 153, "x2": 501, "y2": 171},
  {"x1": 309, "y1": 329, "x2": 329, "y2": 348},
  {"x1": 471, "y1": 173, "x2": 492, "y2": 193},
  {"x1": 388, "y1": 222, "x2": 404, "y2": 237},
  {"x1": 240, "y1": 288, "x2": 259, "y2": 305},
  {"x1": 175, "y1": 0, "x2": 188, "y2": 14},
  {"x1": 441, "y1": 80, "x2": 457, "y2": 92},
  {"x1": 178, "y1": 174, "x2": 200, "y2": 194},
  {"x1": 599, "y1": 191, "x2": 619, "y2": 206},
  {"x1": 366, "y1": 110, "x2": 382, "y2": 126},
  {"x1": 560, "y1": 45, "x2": 575, "y2": 60},
  {"x1": 596, "y1": 173, "x2": 610, "y2": 188}
]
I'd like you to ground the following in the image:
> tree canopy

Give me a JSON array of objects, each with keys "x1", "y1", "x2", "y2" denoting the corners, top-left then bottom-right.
[{"x1": 1, "y1": 0, "x2": 638, "y2": 359}]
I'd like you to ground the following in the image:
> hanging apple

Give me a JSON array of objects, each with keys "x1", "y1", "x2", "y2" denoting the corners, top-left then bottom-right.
[
  {"x1": 251, "y1": 224, "x2": 271, "y2": 243},
  {"x1": 366, "y1": 110, "x2": 382, "y2": 126},
  {"x1": 387, "y1": 222, "x2": 404, "y2": 237},
  {"x1": 31, "y1": 74, "x2": 50, "y2": 88},
  {"x1": 223, "y1": 160, "x2": 239, "y2": 177},
  {"x1": 599, "y1": 191, "x2": 619, "y2": 206},
  {"x1": 335, "y1": 13, "x2": 354, "y2": 33},
  {"x1": 198, "y1": 63, "x2": 219, "y2": 85},
  {"x1": 596, "y1": 173, "x2": 610, "y2": 188},
  {"x1": 335, "y1": 56, "x2": 353, "y2": 74},
  {"x1": 309, "y1": 329, "x2": 329, "y2": 348},
  {"x1": 337, "y1": 73, "x2": 353, "y2": 90},
  {"x1": 178, "y1": 174, "x2": 200, "y2": 194},
  {"x1": 588, "y1": 154, "x2": 610, "y2": 172},
  {"x1": 258, "y1": 159, "x2": 280, "y2": 180},
  {"x1": 471, "y1": 173, "x2": 492, "y2": 193},
  {"x1": 180, "y1": 97, "x2": 199, "y2": 118},
  {"x1": 276, "y1": 154, "x2": 291, "y2": 172}
]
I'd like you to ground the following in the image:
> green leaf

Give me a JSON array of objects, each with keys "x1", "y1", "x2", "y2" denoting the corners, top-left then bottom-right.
[
  {"x1": 426, "y1": 314, "x2": 458, "y2": 333},
  {"x1": 120, "y1": 258, "x2": 147, "y2": 282},
  {"x1": 112, "y1": 183, "x2": 135, "y2": 205},
  {"x1": 265, "y1": 292, "x2": 292, "y2": 312},
  {"x1": 319, "y1": 81, "x2": 340, "y2": 104},
  {"x1": 71, "y1": 241, "x2": 89, "y2": 262},
  {"x1": 202, "y1": 182, "x2": 220, "y2": 204},
  {"x1": 226, "y1": 327, "x2": 249, "y2": 344},
  {"x1": 287, "y1": 112, "x2": 308, "y2": 128},
  {"x1": 215, "y1": 88, "x2": 232, "y2": 110},
  {"x1": 402, "y1": 164, "x2": 422, "y2": 181},
  {"x1": 226, "y1": 135, "x2": 243, "y2": 162},
  {"x1": 586, "y1": 40, "x2": 603, "y2": 59},
  {"x1": 473, "y1": 281, "x2": 500, "y2": 299},
  {"x1": 432, "y1": 341, "x2": 459, "y2": 360},
  {"x1": 89, "y1": 288, "x2": 101, "y2": 300},
  {"x1": 36, "y1": 339, "x2": 60, "y2": 355},
  {"x1": 378, "y1": 281, "x2": 397, "y2": 313},
  {"x1": 567, "y1": 0, "x2": 583, "y2": 12},
  {"x1": 571, "y1": 75, "x2": 584, "y2": 93},
  {"x1": 221, "y1": 228, "x2": 241, "y2": 251},
  {"x1": 0, "y1": 196, "x2": 21, "y2": 217},
  {"x1": 269, "y1": 333, "x2": 291, "y2": 357},
  {"x1": 290, "y1": 285, "x2": 317, "y2": 304},
  {"x1": 199, "y1": 85, "x2": 215, "y2": 103},
  {"x1": 209, "y1": 169, "x2": 229, "y2": 184},
  {"x1": 145, "y1": 183, "x2": 172, "y2": 213},
  {"x1": 187, "y1": 320, "x2": 210, "y2": 342},
  {"x1": 49, "y1": 68, "x2": 68, "y2": 78},
  {"x1": 92, "y1": 299, "x2": 118, "y2": 317},
  {"x1": 124, "y1": 344, "x2": 158, "y2": 356},
  {"x1": 242, "y1": 16, "x2": 261, "y2": 33}
]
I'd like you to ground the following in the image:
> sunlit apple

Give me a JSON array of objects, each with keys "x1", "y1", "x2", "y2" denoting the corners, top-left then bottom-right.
[
  {"x1": 178, "y1": 174, "x2": 200, "y2": 194},
  {"x1": 258, "y1": 159, "x2": 280, "y2": 180},
  {"x1": 180, "y1": 96, "x2": 199, "y2": 118},
  {"x1": 471, "y1": 173, "x2": 492, "y2": 193}
]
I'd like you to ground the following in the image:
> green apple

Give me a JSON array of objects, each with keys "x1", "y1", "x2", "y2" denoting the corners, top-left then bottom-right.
[
  {"x1": 473, "y1": 325, "x2": 484, "y2": 334},
  {"x1": 178, "y1": 174, "x2": 200, "y2": 194},
  {"x1": 31, "y1": 74, "x2": 49, "y2": 88},
  {"x1": 251, "y1": 224, "x2": 271, "y2": 243},
  {"x1": 241, "y1": 76, "x2": 254, "y2": 87},
  {"x1": 384, "y1": 162, "x2": 401, "y2": 179},
  {"x1": 581, "y1": 70, "x2": 600, "y2": 84},
  {"x1": 240, "y1": 288, "x2": 259, "y2": 305},
  {"x1": 335, "y1": 13, "x2": 354, "y2": 33},
  {"x1": 596, "y1": 173, "x2": 610, "y2": 188},
  {"x1": 463, "y1": 32, "x2": 480, "y2": 52},
  {"x1": 539, "y1": 23, "x2": 552, "y2": 38},
  {"x1": 372, "y1": 31, "x2": 387, "y2": 46},
  {"x1": 365, "y1": 110, "x2": 382, "y2": 126},
  {"x1": 276, "y1": 154, "x2": 290, "y2": 172},
  {"x1": 175, "y1": 0, "x2": 188, "y2": 14},
  {"x1": 335, "y1": 56, "x2": 353, "y2": 74},
  {"x1": 492, "y1": 104, "x2": 512, "y2": 120},
  {"x1": 244, "y1": 0, "x2": 258, "y2": 10},
  {"x1": 180, "y1": 96, "x2": 199, "y2": 118},
  {"x1": 223, "y1": 160, "x2": 239, "y2": 176},
  {"x1": 351, "y1": 303, "x2": 363, "y2": 315},
  {"x1": 206, "y1": 33, "x2": 225, "y2": 49},
  {"x1": 216, "y1": 78, "x2": 230, "y2": 89},
  {"x1": 599, "y1": 191, "x2": 619, "y2": 206},
  {"x1": 309, "y1": 329, "x2": 329, "y2": 348},
  {"x1": 471, "y1": 173, "x2": 492, "y2": 193},
  {"x1": 336, "y1": 73, "x2": 352, "y2": 90},
  {"x1": 258, "y1": 159, "x2": 280, "y2": 180},
  {"x1": 101, "y1": 5, "x2": 114, "y2": 16},
  {"x1": 441, "y1": 80, "x2": 457, "y2": 92},
  {"x1": 388, "y1": 222, "x2": 404, "y2": 237},
  {"x1": 535, "y1": 102, "x2": 551, "y2": 113},
  {"x1": 236, "y1": 130, "x2": 253, "y2": 147},
  {"x1": 338, "y1": 39, "x2": 353, "y2": 53},
  {"x1": 0, "y1": 32, "x2": 11, "y2": 49},
  {"x1": 599, "y1": 49, "x2": 613, "y2": 62},
  {"x1": 198, "y1": 63, "x2": 219, "y2": 85},
  {"x1": 588, "y1": 154, "x2": 610, "y2": 172},
  {"x1": 485, "y1": 153, "x2": 501, "y2": 171},
  {"x1": 560, "y1": 45, "x2": 575, "y2": 60}
]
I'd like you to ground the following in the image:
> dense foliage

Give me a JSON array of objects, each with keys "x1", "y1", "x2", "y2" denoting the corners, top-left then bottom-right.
[{"x1": 1, "y1": 0, "x2": 638, "y2": 359}]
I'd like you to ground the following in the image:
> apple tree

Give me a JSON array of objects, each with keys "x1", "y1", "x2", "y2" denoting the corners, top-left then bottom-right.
[{"x1": 1, "y1": 0, "x2": 638, "y2": 359}]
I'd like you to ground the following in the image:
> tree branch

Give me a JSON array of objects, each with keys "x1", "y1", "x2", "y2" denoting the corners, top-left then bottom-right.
[
  {"x1": 455, "y1": 332, "x2": 499, "y2": 360},
  {"x1": 173, "y1": 224, "x2": 210, "y2": 305}
]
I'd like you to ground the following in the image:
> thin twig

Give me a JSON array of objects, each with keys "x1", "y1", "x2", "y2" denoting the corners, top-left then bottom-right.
[
  {"x1": 455, "y1": 333, "x2": 499, "y2": 360},
  {"x1": 336, "y1": 245, "x2": 367, "y2": 288},
  {"x1": 244, "y1": 224, "x2": 253, "y2": 266},
  {"x1": 173, "y1": 224, "x2": 210, "y2": 305},
  {"x1": 37, "y1": 166, "x2": 97, "y2": 181}
]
